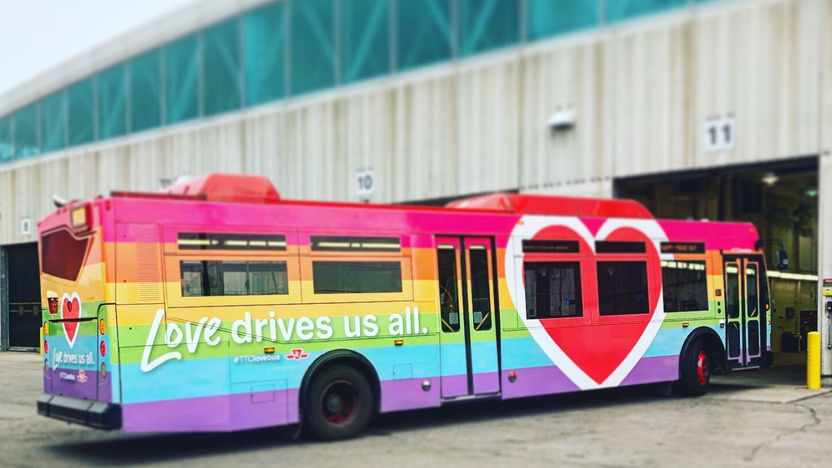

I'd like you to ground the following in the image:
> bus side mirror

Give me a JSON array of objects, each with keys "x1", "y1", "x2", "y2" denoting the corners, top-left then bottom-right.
[{"x1": 776, "y1": 248, "x2": 789, "y2": 270}]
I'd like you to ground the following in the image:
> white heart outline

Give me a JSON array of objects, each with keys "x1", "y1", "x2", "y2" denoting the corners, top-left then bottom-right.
[
  {"x1": 504, "y1": 215, "x2": 671, "y2": 390},
  {"x1": 60, "y1": 292, "x2": 82, "y2": 348}
]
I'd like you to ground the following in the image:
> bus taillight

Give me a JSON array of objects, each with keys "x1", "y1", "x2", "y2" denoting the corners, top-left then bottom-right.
[
  {"x1": 100, "y1": 340, "x2": 106, "y2": 357},
  {"x1": 47, "y1": 294, "x2": 58, "y2": 315}
]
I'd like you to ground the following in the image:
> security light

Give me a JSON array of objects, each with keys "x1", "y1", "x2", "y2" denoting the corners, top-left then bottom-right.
[
  {"x1": 761, "y1": 172, "x2": 778, "y2": 186},
  {"x1": 547, "y1": 107, "x2": 576, "y2": 131}
]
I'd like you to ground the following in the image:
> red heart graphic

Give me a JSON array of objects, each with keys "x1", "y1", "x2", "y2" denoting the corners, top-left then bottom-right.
[
  {"x1": 529, "y1": 224, "x2": 662, "y2": 384},
  {"x1": 62, "y1": 295, "x2": 81, "y2": 346}
]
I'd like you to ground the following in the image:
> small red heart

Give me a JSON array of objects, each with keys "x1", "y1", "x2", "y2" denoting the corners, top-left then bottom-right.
[{"x1": 62, "y1": 295, "x2": 81, "y2": 346}]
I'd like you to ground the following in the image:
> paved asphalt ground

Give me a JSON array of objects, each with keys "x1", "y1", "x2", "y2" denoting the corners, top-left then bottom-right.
[{"x1": 2, "y1": 351, "x2": 832, "y2": 468}]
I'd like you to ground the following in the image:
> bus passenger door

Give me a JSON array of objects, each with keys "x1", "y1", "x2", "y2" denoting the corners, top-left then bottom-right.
[
  {"x1": 436, "y1": 236, "x2": 500, "y2": 400},
  {"x1": 723, "y1": 255, "x2": 767, "y2": 369}
]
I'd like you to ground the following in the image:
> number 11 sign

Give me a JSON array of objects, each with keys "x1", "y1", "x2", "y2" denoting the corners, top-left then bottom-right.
[{"x1": 703, "y1": 116, "x2": 734, "y2": 152}]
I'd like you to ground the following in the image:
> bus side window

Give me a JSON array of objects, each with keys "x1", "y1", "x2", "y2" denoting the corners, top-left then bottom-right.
[
  {"x1": 437, "y1": 248, "x2": 460, "y2": 332},
  {"x1": 597, "y1": 261, "x2": 649, "y2": 316},
  {"x1": 311, "y1": 261, "x2": 403, "y2": 294},
  {"x1": 180, "y1": 260, "x2": 289, "y2": 297},
  {"x1": 523, "y1": 262, "x2": 583, "y2": 319},
  {"x1": 661, "y1": 260, "x2": 708, "y2": 312}
]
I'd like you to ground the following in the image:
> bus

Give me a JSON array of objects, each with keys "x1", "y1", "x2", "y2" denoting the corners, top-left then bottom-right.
[{"x1": 36, "y1": 173, "x2": 771, "y2": 439}]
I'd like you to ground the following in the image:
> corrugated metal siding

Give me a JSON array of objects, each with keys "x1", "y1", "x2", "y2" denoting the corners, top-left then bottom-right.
[{"x1": 0, "y1": 0, "x2": 828, "y2": 246}]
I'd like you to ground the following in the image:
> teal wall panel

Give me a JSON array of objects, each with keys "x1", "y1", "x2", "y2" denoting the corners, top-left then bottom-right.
[
  {"x1": 0, "y1": 0, "x2": 738, "y2": 164},
  {"x1": 129, "y1": 49, "x2": 162, "y2": 132},
  {"x1": 606, "y1": 0, "x2": 687, "y2": 23},
  {"x1": 290, "y1": 0, "x2": 335, "y2": 95},
  {"x1": 13, "y1": 104, "x2": 39, "y2": 158},
  {"x1": 98, "y1": 64, "x2": 128, "y2": 139},
  {"x1": 0, "y1": 117, "x2": 12, "y2": 162},
  {"x1": 397, "y1": 0, "x2": 452, "y2": 71},
  {"x1": 68, "y1": 78, "x2": 95, "y2": 145},
  {"x1": 243, "y1": 2, "x2": 286, "y2": 106},
  {"x1": 204, "y1": 19, "x2": 241, "y2": 116},
  {"x1": 165, "y1": 34, "x2": 200, "y2": 123},
  {"x1": 527, "y1": 0, "x2": 600, "y2": 40},
  {"x1": 340, "y1": 0, "x2": 389, "y2": 83},
  {"x1": 40, "y1": 92, "x2": 66, "y2": 153},
  {"x1": 458, "y1": 0, "x2": 520, "y2": 56}
]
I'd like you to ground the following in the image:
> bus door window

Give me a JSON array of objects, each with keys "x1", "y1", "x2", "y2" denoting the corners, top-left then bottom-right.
[
  {"x1": 467, "y1": 245, "x2": 493, "y2": 330},
  {"x1": 437, "y1": 246, "x2": 461, "y2": 332},
  {"x1": 745, "y1": 262, "x2": 760, "y2": 358},
  {"x1": 725, "y1": 262, "x2": 741, "y2": 359},
  {"x1": 723, "y1": 256, "x2": 766, "y2": 367}
]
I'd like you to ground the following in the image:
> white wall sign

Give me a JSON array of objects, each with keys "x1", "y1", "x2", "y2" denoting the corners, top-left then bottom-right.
[
  {"x1": 356, "y1": 169, "x2": 374, "y2": 198},
  {"x1": 20, "y1": 218, "x2": 31, "y2": 236},
  {"x1": 703, "y1": 116, "x2": 734, "y2": 152}
]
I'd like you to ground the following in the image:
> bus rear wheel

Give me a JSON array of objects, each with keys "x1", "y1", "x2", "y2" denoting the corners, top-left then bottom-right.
[
  {"x1": 678, "y1": 340, "x2": 711, "y2": 396},
  {"x1": 305, "y1": 365, "x2": 373, "y2": 440}
]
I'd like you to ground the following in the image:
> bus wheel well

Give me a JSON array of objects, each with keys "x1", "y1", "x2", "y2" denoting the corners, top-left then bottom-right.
[
  {"x1": 680, "y1": 328, "x2": 726, "y2": 377},
  {"x1": 299, "y1": 350, "x2": 381, "y2": 416}
]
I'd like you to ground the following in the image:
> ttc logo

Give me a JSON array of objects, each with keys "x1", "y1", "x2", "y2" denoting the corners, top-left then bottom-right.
[{"x1": 285, "y1": 348, "x2": 308, "y2": 360}]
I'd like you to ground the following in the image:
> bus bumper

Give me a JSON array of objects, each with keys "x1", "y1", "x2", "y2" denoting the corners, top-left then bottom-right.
[{"x1": 37, "y1": 393, "x2": 121, "y2": 430}]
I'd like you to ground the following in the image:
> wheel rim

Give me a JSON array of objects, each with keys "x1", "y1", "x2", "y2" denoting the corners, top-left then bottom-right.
[
  {"x1": 320, "y1": 380, "x2": 358, "y2": 426},
  {"x1": 696, "y1": 350, "x2": 710, "y2": 386}
]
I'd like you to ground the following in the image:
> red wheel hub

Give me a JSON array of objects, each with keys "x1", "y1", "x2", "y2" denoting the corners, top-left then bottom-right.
[
  {"x1": 696, "y1": 350, "x2": 710, "y2": 386},
  {"x1": 320, "y1": 380, "x2": 358, "y2": 426}
]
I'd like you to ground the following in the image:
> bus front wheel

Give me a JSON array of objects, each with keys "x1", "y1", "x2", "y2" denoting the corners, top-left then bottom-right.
[
  {"x1": 305, "y1": 365, "x2": 373, "y2": 440},
  {"x1": 678, "y1": 339, "x2": 711, "y2": 396}
]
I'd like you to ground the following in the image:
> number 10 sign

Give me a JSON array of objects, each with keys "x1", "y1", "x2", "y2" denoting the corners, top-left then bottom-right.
[
  {"x1": 356, "y1": 169, "x2": 374, "y2": 198},
  {"x1": 703, "y1": 116, "x2": 734, "y2": 152}
]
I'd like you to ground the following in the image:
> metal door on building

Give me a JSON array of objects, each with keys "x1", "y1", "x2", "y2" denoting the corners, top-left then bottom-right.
[
  {"x1": 436, "y1": 236, "x2": 500, "y2": 399},
  {"x1": 3, "y1": 243, "x2": 41, "y2": 350},
  {"x1": 724, "y1": 255, "x2": 767, "y2": 369}
]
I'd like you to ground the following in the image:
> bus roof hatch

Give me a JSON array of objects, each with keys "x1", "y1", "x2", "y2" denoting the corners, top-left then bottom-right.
[
  {"x1": 163, "y1": 173, "x2": 281, "y2": 204},
  {"x1": 446, "y1": 193, "x2": 653, "y2": 219}
]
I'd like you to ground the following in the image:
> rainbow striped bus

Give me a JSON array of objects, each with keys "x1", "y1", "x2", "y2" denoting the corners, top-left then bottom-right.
[{"x1": 37, "y1": 174, "x2": 771, "y2": 439}]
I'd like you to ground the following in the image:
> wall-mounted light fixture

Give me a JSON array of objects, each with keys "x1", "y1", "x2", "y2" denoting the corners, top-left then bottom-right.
[
  {"x1": 761, "y1": 171, "x2": 778, "y2": 186},
  {"x1": 547, "y1": 106, "x2": 576, "y2": 131}
]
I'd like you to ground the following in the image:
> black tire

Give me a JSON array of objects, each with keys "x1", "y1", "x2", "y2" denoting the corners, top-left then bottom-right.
[
  {"x1": 305, "y1": 365, "x2": 373, "y2": 440},
  {"x1": 678, "y1": 339, "x2": 712, "y2": 396}
]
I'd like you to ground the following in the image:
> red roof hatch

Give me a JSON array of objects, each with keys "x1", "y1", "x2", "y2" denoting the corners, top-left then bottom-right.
[
  {"x1": 447, "y1": 193, "x2": 653, "y2": 219},
  {"x1": 163, "y1": 173, "x2": 280, "y2": 204}
]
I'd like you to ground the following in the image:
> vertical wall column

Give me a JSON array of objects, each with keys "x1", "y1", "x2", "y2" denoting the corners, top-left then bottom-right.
[
  {"x1": 819, "y1": 0, "x2": 832, "y2": 377},
  {"x1": 0, "y1": 246, "x2": 8, "y2": 350},
  {"x1": 817, "y1": 155, "x2": 832, "y2": 376}
]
